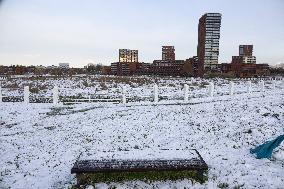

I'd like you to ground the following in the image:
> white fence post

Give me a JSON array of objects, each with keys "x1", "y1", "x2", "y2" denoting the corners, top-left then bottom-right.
[
  {"x1": 208, "y1": 82, "x2": 214, "y2": 97},
  {"x1": 247, "y1": 81, "x2": 252, "y2": 93},
  {"x1": 0, "y1": 84, "x2": 2, "y2": 103},
  {"x1": 184, "y1": 84, "x2": 189, "y2": 102},
  {"x1": 154, "y1": 84, "x2": 159, "y2": 103},
  {"x1": 122, "y1": 86, "x2": 126, "y2": 104},
  {"x1": 260, "y1": 80, "x2": 265, "y2": 92},
  {"x1": 24, "y1": 86, "x2": 30, "y2": 104},
  {"x1": 229, "y1": 81, "x2": 234, "y2": 96},
  {"x1": 53, "y1": 85, "x2": 59, "y2": 105},
  {"x1": 272, "y1": 80, "x2": 276, "y2": 90}
]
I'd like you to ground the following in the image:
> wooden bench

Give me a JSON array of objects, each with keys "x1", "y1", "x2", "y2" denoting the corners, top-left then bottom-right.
[{"x1": 71, "y1": 149, "x2": 208, "y2": 186}]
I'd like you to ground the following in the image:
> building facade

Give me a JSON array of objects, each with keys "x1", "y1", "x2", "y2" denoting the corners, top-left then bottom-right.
[
  {"x1": 59, "y1": 63, "x2": 70, "y2": 69},
  {"x1": 232, "y1": 45, "x2": 256, "y2": 65},
  {"x1": 230, "y1": 45, "x2": 269, "y2": 77},
  {"x1": 162, "y1": 46, "x2": 175, "y2": 61},
  {"x1": 119, "y1": 49, "x2": 138, "y2": 63},
  {"x1": 151, "y1": 60, "x2": 186, "y2": 76},
  {"x1": 242, "y1": 56, "x2": 256, "y2": 64},
  {"x1": 239, "y1": 45, "x2": 253, "y2": 56},
  {"x1": 197, "y1": 13, "x2": 222, "y2": 77}
]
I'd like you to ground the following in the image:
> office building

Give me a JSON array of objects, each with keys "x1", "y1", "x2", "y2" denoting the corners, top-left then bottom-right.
[
  {"x1": 197, "y1": 13, "x2": 222, "y2": 77},
  {"x1": 119, "y1": 49, "x2": 138, "y2": 63}
]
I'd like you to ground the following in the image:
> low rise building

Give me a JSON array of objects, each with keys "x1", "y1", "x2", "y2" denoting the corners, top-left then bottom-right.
[{"x1": 59, "y1": 63, "x2": 70, "y2": 69}]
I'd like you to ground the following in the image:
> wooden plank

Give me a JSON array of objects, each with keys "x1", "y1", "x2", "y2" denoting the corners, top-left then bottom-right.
[{"x1": 71, "y1": 149, "x2": 208, "y2": 174}]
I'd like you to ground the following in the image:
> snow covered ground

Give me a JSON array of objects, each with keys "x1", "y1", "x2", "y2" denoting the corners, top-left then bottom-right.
[
  {"x1": 1, "y1": 75, "x2": 281, "y2": 102},
  {"x1": 0, "y1": 76, "x2": 284, "y2": 189}
]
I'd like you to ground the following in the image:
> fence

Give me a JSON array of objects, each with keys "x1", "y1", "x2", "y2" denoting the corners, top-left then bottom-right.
[{"x1": 0, "y1": 79, "x2": 283, "y2": 105}]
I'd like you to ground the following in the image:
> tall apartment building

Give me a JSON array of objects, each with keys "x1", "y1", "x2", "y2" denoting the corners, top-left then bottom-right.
[
  {"x1": 197, "y1": 13, "x2": 222, "y2": 77},
  {"x1": 162, "y1": 46, "x2": 175, "y2": 61},
  {"x1": 119, "y1": 49, "x2": 138, "y2": 62},
  {"x1": 239, "y1": 45, "x2": 253, "y2": 56}
]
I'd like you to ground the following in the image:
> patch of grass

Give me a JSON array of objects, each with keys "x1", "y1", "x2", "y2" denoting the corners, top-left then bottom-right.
[
  {"x1": 200, "y1": 82, "x2": 209, "y2": 88},
  {"x1": 262, "y1": 113, "x2": 270, "y2": 117},
  {"x1": 218, "y1": 182, "x2": 229, "y2": 188},
  {"x1": 44, "y1": 126, "x2": 56, "y2": 130},
  {"x1": 244, "y1": 129, "x2": 252, "y2": 134},
  {"x1": 46, "y1": 106, "x2": 74, "y2": 116},
  {"x1": 75, "y1": 170, "x2": 207, "y2": 186},
  {"x1": 271, "y1": 113, "x2": 280, "y2": 120}
]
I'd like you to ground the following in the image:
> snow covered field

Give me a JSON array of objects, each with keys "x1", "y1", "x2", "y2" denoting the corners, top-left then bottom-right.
[
  {"x1": 1, "y1": 75, "x2": 281, "y2": 102},
  {"x1": 0, "y1": 76, "x2": 284, "y2": 189}
]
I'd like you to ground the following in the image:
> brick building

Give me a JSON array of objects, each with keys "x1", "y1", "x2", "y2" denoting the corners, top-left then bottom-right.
[
  {"x1": 162, "y1": 46, "x2": 175, "y2": 61},
  {"x1": 239, "y1": 45, "x2": 253, "y2": 56},
  {"x1": 230, "y1": 45, "x2": 269, "y2": 77}
]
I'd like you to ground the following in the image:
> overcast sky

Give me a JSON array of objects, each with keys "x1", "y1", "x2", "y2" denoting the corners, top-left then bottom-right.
[{"x1": 0, "y1": 0, "x2": 283, "y2": 67}]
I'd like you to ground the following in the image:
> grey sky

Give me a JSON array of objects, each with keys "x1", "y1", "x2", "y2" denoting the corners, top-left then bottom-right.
[{"x1": 0, "y1": 0, "x2": 283, "y2": 67}]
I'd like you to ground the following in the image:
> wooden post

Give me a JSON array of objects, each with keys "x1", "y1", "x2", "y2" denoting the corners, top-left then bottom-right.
[
  {"x1": 24, "y1": 86, "x2": 29, "y2": 104},
  {"x1": 229, "y1": 81, "x2": 234, "y2": 96},
  {"x1": 154, "y1": 84, "x2": 158, "y2": 103},
  {"x1": 184, "y1": 84, "x2": 189, "y2": 102},
  {"x1": 247, "y1": 81, "x2": 252, "y2": 93},
  {"x1": 122, "y1": 86, "x2": 126, "y2": 104},
  {"x1": 53, "y1": 85, "x2": 59, "y2": 105},
  {"x1": 260, "y1": 80, "x2": 265, "y2": 92},
  {"x1": 208, "y1": 82, "x2": 214, "y2": 97}
]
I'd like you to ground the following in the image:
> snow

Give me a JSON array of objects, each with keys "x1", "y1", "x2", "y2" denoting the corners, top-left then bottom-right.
[
  {"x1": 0, "y1": 76, "x2": 284, "y2": 189},
  {"x1": 80, "y1": 149, "x2": 199, "y2": 161}
]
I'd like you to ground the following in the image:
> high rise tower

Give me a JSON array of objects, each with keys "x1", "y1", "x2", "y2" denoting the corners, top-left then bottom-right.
[{"x1": 197, "y1": 13, "x2": 222, "y2": 77}]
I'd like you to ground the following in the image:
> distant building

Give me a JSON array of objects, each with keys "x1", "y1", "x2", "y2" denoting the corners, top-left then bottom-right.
[
  {"x1": 231, "y1": 45, "x2": 268, "y2": 77},
  {"x1": 59, "y1": 63, "x2": 70, "y2": 69},
  {"x1": 111, "y1": 62, "x2": 133, "y2": 75},
  {"x1": 47, "y1": 65, "x2": 58, "y2": 69},
  {"x1": 186, "y1": 56, "x2": 199, "y2": 77},
  {"x1": 232, "y1": 45, "x2": 256, "y2": 65},
  {"x1": 102, "y1": 66, "x2": 112, "y2": 75},
  {"x1": 239, "y1": 45, "x2": 253, "y2": 56},
  {"x1": 162, "y1": 46, "x2": 175, "y2": 61},
  {"x1": 150, "y1": 46, "x2": 192, "y2": 76},
  {"x1": 242, "y1": 56, "x2": 256, "y2": 64},
  {"x1": 151, "y1": 60, "x2": 186, "y2": 76},
  {"x1": 119, "y1": 49, "x2": 138, "y2": 63},
  {"x1": 197, "y1": 13, "x2": 222, "y2": 77}
]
